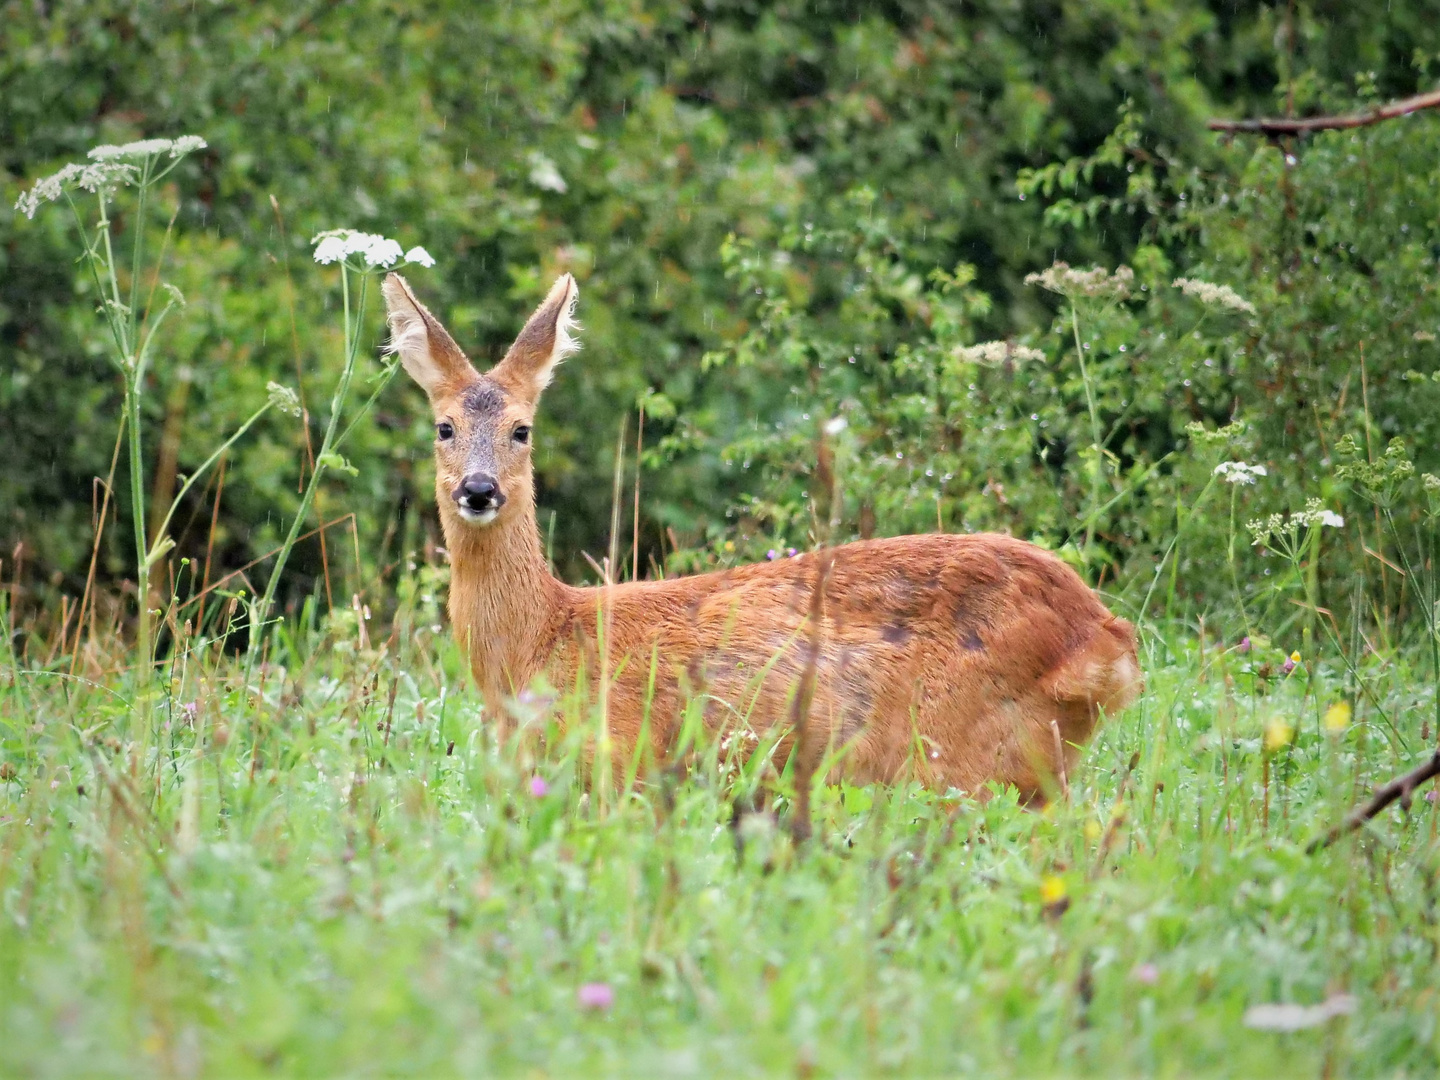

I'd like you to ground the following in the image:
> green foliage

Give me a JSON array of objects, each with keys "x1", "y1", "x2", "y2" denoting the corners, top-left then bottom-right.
[
  {"x1": 5, "y1": 613, "x2": 1440, "y2": 1074},
  {"x1": 8, "y1": 6, "x2": 1440, "y2": 1071},
  {"x1": 6, "y1": 1, "x2": 1440, "y2": 616}
]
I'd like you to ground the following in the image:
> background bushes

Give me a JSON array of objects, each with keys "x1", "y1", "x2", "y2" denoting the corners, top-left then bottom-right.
[{"x1": 2, "y1": 0, "x2": 1438, "y2": 631}]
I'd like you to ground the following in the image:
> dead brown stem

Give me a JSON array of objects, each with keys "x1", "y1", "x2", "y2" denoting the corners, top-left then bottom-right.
[
  {"x1": 1209, "y1": 88, "x2": 1440, "y2": 136},
  {"x1": 1309, "y1": 751, "x2": 1440, "y2": 852},
  {"x1": 1050, "y1": 719, "x2": 1071, "y2": 801}
]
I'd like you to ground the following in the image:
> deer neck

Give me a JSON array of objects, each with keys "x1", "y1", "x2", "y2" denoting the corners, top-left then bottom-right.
[{"x1": 444, "y1": 500, "x2": 564, "y2": 701}]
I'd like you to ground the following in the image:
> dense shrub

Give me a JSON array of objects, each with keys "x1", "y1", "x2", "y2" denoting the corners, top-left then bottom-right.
[{"x1": 2, "y1": 1, "x2": 1438, "y2": 631}]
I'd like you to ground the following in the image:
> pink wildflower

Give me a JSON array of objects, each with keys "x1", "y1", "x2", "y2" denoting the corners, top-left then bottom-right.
[
  {"x1": 1132, "y1": 963, "x2": 1159, "y2": 985},
  {"x1": 577, "y1": 982, "x2": 614, "y2": 1011}
]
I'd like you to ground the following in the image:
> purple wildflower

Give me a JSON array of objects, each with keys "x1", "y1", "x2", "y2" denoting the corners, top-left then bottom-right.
[
  {"x1": 1281, "y1": 655, "x2": 1297, "y2": 676},
  {"x1": 787, "y1": 547, "x2": 798, "y2": 557},
  {"x1": 577, "y1": 982, "x2": 614, "y2": 1011},
  {"x1": 529, "y1": 776, "x2": 549, "y2": 798},
  {"x1": 1132, "y1": 963, "x2": 1159, "y2": 985},
  {"x1": 766, "y1": 549, "x2": 777, "y2": 560},
  {"x1": 1236, "y1": 636, "x2": 1251, "y2": 655}
]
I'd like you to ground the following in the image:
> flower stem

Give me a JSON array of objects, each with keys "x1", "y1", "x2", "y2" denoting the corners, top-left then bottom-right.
[
  {"x1": 1072, "y1": 305, "x2": 1105, "y2": 554},
  {"x1": 248, "y1": 265, "x2": 369, "y2": 671}
]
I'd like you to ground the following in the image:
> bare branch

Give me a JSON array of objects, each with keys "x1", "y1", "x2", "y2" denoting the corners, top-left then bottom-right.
[
  {"x1": 1209, "y1": 88, "x2": 1440, "y2": 136},
  {"x1": 1309, "y1": 750, "x2": 1440, "y2": 852}
]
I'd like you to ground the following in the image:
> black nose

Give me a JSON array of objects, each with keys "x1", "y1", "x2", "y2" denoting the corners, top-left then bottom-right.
[{"x1": 455, "y1": 473, "x2": 503, "y2": 513}]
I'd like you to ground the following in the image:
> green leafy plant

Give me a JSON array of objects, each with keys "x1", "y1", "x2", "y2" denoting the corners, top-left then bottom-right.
[
  {"x1": 244, "y1": 230, "x2": 433, "y2": 668},
  {"x1": 12, "y1": 136, "x2": 269, "y2": 686}
]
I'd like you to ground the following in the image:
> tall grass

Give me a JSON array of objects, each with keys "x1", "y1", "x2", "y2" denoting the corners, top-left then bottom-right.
[{"x1": 3, "y1": 590, "x2": 1440, "y2": 1075}]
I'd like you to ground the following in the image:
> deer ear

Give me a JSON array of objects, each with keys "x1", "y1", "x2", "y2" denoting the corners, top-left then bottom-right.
[
  {"x1": 382, "y1": 273, "x2": 476, "y2": 398},
  {"x1": 489, "y1": 274, "x2": 579, "y2": 402}
]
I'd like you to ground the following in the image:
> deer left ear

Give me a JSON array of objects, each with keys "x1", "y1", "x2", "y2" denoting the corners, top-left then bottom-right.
[
  {"x1": 382, "y1": 273, "x2": 478, "y2": 399},
  {"x1": 489, "y1": 274, "x2": 579, "y2": 402}
]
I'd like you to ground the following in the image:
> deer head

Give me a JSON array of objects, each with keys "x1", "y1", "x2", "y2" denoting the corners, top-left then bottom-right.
[{"x1": 382, "y1": 272, "x2": 579, "y2": 529}]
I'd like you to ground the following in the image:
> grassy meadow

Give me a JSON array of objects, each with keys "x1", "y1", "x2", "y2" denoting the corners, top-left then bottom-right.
[
  {"x1": 6, "y1": 8, "x2": 1440, "y2": 1076},
  {"x1": 3, "y1": 590, "x2": 1440, "y2": 1076}
]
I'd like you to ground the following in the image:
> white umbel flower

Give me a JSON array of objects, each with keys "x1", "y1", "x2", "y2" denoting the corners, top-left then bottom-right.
[
  {"x1": 955, "y1": 341, "x2": 1046, "y2": 366},
  {"x1": 311, "y1": 229, "x2": 433, "y2": 270},
  {"x1": 1024, "y1": 262, "x2": 1134, "y2": 300},
  {"x1": 1172, "y1": 277, "x2": 1256, "y2": 316},
  {"x1": 15, "y1": 161, "x2": 137, "y2": 218},
  {"x1": 312, "y1": 235, "x2": 349, "y2": 265},
  {"x1": 526, "y1": 151, "x2": 568, "y2": 193},
  {"x1": 1213, "y1": 461, "x2": 1268, "y2": 485},
  {"x1": 16, "y1": 135, "x2": 206, "y2": 219}
]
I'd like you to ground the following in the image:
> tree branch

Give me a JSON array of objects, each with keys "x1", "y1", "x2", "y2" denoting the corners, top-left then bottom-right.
[
  {"x1": 1209, "y1": 88, "x2": 1440, "y2": 136},
  {"x1": 1308, "y1": 750, "x2": 1440, "y2": 852}
]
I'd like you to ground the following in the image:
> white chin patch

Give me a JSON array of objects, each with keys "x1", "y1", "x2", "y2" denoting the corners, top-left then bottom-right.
[{"x1": 456, "y1": 506, "x2": 499, "y2": 526}]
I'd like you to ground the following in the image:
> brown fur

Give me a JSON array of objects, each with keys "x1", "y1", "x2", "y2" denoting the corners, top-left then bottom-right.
[{"x1": 383, "y1": 272, "x2": 1142, "y2": 799}]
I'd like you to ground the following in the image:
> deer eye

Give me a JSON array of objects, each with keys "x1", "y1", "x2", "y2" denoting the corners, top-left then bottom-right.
[
  {"x1": 512, "y1": 425, "x2": 531, "y2": 444},
  {"x1": 436, "y1": 422, "x2": 454, "y2": 441}
]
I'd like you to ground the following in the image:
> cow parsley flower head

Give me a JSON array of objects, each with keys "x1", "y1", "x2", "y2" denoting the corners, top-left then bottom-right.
[
  {"x1": 1213, "y1": 461, "x2": 1268, "y2": 485},
  {"x1": 527, "y1": 151, "x2": 568, "y2": 193},
  {"x1": 87, "y1": 136, "x2": 208, "y2": 161},
  {"x1": 955, "y1": 341, "x2": 1046, "y2": 366},
  {"x1": 311, "y1": 229, "x2": 432, "y2": 270},
  {"x1": 16, "y1": 136, "x2": 206, "y2": 219},
  {"x1": 1172, "y1": 277, "x2": 1256, "y2": 316},
  {"x1": 1024, "y1": 262, "x2": 1134, "y2": 301},
  {"x1": 15, "y1": 160, "x2": 139, "y2": 218},
  {"x1": 1294, "y1": 498, "x2": 1344, "y2": 530},
  {"x1": 1248, "y1": 499, "x2": 1344, "y2": 549}
]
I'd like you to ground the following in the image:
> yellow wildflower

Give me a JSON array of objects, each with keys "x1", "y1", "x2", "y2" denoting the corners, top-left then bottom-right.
[
  {"x1": 1264, "y1": 716, "x2": 1294, "y2": 752},
  {"x1": 1323, "y1": 701, "x2": 1352, "y2": 733},
  {"x1": 1040, "y1": 875, "x2": 1068, "y2": 905}
]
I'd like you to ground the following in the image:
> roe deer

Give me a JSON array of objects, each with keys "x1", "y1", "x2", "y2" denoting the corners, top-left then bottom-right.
[{"x1": 383, "y1": 272, "x2": 1141, "y2": 799}]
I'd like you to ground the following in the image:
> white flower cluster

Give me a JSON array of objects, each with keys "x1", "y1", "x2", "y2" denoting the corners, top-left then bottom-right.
[
  {"x1": 526, "y1": 151, "x2": 568, "y2": 193},
  {"x1": 1024, "y1": 262, "x2": 1134, "y2": 300},
  {"x1": 15, "y1": 161, "x2": 136, "y2": 218},
  {"x1": 954, "y1": 341, "x2": 1046, "y2": 366},
  {"x1": 15, "y1": 135, "x2": 207, "y2": 219},
  {"x1": 1248, "y1": 498, "x2": 1344, "y2": 548},
  {"x1": 87, "y1": 136, "x2": 207, "y2": 162},
  {"x1": 1213, "y1": 461, "x2": 1267, "y2": 485},
  {"x1": 312, "y1": 229, "x2": 434, "y2": 270},
  {"x1": 1172, "y1": 277, "x2": 1256, "y2": 316}
]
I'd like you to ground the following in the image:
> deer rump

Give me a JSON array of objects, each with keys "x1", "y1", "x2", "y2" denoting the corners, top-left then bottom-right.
[{"x1": 553, "y1": 532, "x2": 1141, "y2": 800}]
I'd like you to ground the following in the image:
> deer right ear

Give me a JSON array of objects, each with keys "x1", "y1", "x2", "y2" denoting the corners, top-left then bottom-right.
[{"x1": 382, "y1": 273, "x2": 476, "y2": 398}]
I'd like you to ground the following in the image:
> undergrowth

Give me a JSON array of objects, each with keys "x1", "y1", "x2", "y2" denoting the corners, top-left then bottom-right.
[{"x1": 3, "y1": 600, "x2": 1439, "y2": 1077}]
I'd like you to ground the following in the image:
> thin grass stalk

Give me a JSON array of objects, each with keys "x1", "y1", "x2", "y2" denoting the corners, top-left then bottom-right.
[
  {"x1": 270, "y1": 195, "x2": 334, "y2": 608},
  {"x1": 633, "y1": 399, "x2": 644, "y2": 583},
  {"x1": 1071, "y1": 305, "x2": 1105, "y2": 555},
  {"x1": 594, "y1": 415, "x2": 629, "y2": 809},
  {"x1": 790, "y1": 422, "x2": 839, "y2": 845},
  {"x1": 71, "y1": 423, "x2": 127, "y2": 677},
  {"x1": 249, "y1": 268, "x2": 369, "y2": 672}
]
